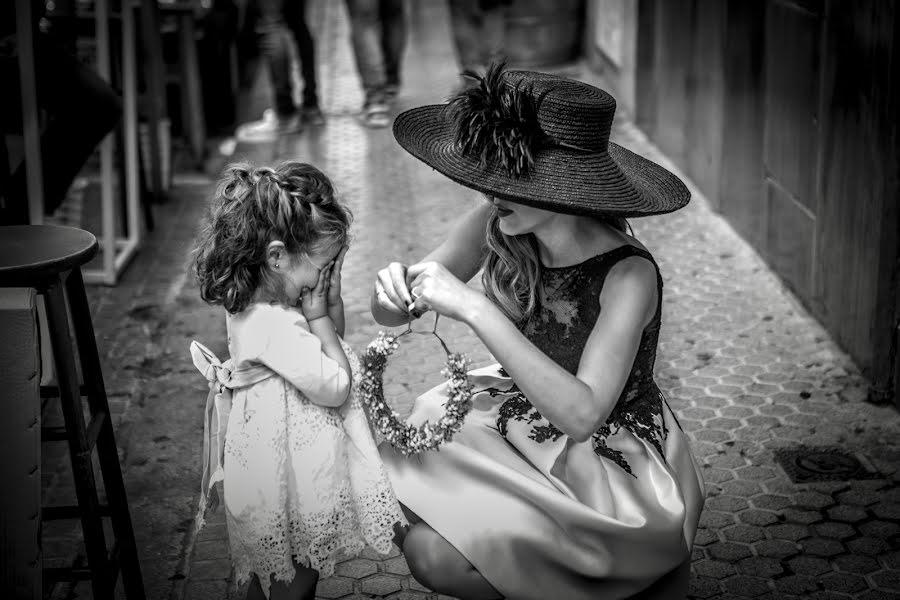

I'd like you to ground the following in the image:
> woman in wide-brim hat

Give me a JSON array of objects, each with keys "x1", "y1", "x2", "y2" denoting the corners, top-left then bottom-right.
[{"x1": 372, "y1": 62, "x2": 705, "y2": 600}]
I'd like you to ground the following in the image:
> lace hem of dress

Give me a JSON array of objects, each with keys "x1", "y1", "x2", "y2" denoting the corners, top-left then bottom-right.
[{"x1": 228, "y1": 482, "x2": 402, "y2": 599}]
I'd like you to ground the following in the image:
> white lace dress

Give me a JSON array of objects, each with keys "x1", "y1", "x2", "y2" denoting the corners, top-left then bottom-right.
[{"x1": 213, "y1": 303, "x2": 404, "y2": 597}]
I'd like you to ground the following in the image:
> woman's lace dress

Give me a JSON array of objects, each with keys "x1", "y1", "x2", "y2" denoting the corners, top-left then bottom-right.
[
  {"x1": 380, "y1": 245, "x2": 705, "y2": 600},
  {"x1": 193, "y1": 303, "x2": 405, "y2": 598}
]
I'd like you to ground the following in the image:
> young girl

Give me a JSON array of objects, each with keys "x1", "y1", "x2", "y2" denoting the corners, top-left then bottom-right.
[{"x1": 190, "y1": 161, "x2": 405, "y2": 600}]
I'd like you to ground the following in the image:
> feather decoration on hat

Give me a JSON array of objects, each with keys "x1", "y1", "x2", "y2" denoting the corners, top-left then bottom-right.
[{"x1": 446, "y1": 62, "x2": 547, "y2": 178}]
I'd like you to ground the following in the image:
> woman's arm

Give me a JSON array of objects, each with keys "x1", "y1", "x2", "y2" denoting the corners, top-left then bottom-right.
[
  {"x1": 409, "y1": 256, "x2": 658, "y2": 442},
  {"x1": 371, "y1": 202, "x2": 492, "y2": 327}
]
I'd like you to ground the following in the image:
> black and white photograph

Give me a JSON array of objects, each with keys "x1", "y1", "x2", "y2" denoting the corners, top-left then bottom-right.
[{"x1": 1, "y1": 1, "x2": 898, "y2": 599}]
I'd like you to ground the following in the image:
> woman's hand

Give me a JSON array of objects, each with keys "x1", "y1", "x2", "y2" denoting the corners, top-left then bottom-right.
[
  {"x1": 327, "y1": 246, "x2": 348, "y2": 307},
  {"x1": 300, "y1": 263, "x2": 332, "y2": 321},
  {"x1": 406, "y1": 261, "x2": 487, "y2": 323},
  {"x1": 374, "y1": 261, "x2": 414, "y2": 316}
]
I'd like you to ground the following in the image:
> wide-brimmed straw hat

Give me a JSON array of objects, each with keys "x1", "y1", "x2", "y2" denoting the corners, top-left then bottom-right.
[{"x1": 392, "y1": 63, "x2": 690, "y2": 218}]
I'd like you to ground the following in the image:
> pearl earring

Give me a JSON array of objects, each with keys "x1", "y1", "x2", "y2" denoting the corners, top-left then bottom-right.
[{"x1": 275, "y1": 262, "x2": 279, "y2": 269}]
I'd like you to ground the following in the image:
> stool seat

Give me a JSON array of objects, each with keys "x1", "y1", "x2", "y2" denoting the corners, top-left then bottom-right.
[{"x1": 0, "y1": 225, "x2": 98, "y2": 280}]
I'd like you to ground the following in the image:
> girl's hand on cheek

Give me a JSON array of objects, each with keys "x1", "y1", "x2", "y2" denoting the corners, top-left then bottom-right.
[
  {"x1": 300, "y1": 264, "x2": 331, "y2": 321},
  {"x1": 328, "y1": 246, "x2": 348, "y2": 306}
]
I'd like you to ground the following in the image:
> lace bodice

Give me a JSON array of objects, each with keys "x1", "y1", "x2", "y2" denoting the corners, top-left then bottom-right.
[
  {"x1": 494, "y1": 245, "x2": 670, "y2": 474},
  {"x1": 520, "y1": 244, "x2": 661, "y2": 380}
]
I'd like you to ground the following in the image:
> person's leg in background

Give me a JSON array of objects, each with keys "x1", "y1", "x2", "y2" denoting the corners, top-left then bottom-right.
[
  {"x1": 447, "y1": 0, "x2": 508, "y2": 87},
  {"x1": 345, "y1": 0, "x2": 391, "y2": 128},
  {"x1": 236, "y1": 0, "x2": 302, "y2": 139},
  {"x1": 447, "y1": 0, "x2": 485, "y2": 76},
  {"x1": 0, "y1": 32, "x2": 122, "y2": 225},
  {"x1": 283, "y1": 0, "x2": 324, "y2": 126},
  {"x1": 378, "y1": 0, "x2": 406, "y2": 102}
]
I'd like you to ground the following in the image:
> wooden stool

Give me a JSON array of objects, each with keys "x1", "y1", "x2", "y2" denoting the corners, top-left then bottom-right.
[{"x1": 0, "y1": 225, "x2": 145, "y2": 599}]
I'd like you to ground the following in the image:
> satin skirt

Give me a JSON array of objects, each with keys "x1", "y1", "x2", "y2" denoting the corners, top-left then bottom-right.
[{"x1": 380, "y1": 364, "x2": 705, "y2": 600}]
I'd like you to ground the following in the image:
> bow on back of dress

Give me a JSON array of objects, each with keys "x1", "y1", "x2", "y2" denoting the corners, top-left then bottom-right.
[{"x1": 189, "y1": 340, "x2": 274, "y2": 530}]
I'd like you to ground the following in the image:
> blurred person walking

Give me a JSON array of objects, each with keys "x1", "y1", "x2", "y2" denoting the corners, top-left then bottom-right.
[
  {"x1": 237, "y1": 0, "x2": 324, "y2": 142},
  {"x1": 344, "y1": 0, "x2": 407, "y2": 128},
  {"x1": 448, "y1": 0, "x2": 510, "y2": 79}
]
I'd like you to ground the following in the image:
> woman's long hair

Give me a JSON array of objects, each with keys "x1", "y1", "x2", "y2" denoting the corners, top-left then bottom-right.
[
  {"x1": 192, "y1": 161, "x2": 353, "y2": 314},
  {"x1": 481, "y1": 208, "x2": 629, "y2": 323}
]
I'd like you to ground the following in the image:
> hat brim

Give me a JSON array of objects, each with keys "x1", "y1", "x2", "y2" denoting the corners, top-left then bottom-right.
[{"x1": 392, "y1": 104, "x2": 690, "y2": 218}]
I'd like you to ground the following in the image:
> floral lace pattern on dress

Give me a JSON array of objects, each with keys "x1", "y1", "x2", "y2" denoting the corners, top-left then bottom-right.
[
  {"x1": 222, "y1": 338, "x2": 404, "y2": 598},
  {"x1": 493, "y1": 247, "x2": 674, "y2": 477}
]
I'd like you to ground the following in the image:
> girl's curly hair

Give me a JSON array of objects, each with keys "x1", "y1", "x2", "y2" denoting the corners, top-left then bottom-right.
[{"x1": 193, "y1": 161, "x2": 353, "y2": 313}]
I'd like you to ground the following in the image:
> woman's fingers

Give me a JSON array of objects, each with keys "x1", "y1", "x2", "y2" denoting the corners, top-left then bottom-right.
[
  {"x1": 388, "y1": 262, "x2": 413, "y2": 306},
  {"x1": 376, "y1": 269, "x2": 408, "y2": 314}
]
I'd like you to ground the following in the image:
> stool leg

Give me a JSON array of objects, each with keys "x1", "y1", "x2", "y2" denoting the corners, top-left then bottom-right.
[
  {"x1": 65, "y1": 268, "x2": 146, "y2": 600},
  {"x1": 42, "y1": 276, "x2": 112, "y2": 598}
]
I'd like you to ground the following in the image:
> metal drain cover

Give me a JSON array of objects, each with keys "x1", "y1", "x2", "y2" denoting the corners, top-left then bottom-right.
[{"x1": 774, "y1": 446, "x2": 881, "y2": 483}]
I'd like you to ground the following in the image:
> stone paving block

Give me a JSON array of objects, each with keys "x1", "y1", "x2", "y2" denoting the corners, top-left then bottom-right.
[
  {"x1": 193, "y1": 539, "x2": 232, "y2": 561},
  {"x1": 360, "y1": 574, "x2": 403, "y2": 596},
  {"x1": 702, "y1": 466, "x2": 736, "y2": 484},
  {"x1": 788, "y1": 555, "x2": 832, "y2": 576},
  {"x1": 801, "y1": 537, "x2": 847, "y2": 557},
  {"x1": 752, "y1": 494, "x2": 793, "y2": 511},
  {"x1": 722, "y1": 524, "x2": 766, "y2": 544},
  {"x1": 833, "y1": 554, "x2": 881, "y2": 574},
  {"x1": 335, "y1": 559, "x2": 378, "y2": 579},
  {"x1": 793, "y1": 490, "x2": 837, "y2": 510},
  {"x1": 707, "y1": 494, "x2": 750, "y2": 512},
  {"x1": 189, "y1": 558, "x2": 233, "y2": 580},
  {"x1": 812, "y1": 522, "x2": 857, "y2": 540},
  {"x1": 708, "y1": 542, "x2": 753, "y2": 562},
  {"x1": 753, "y1": 539, "x2": 801, "y2": 559},
  {"x1": 688, "y1": 575, "x2": 723, "y2": 598},
  {"x1": 316, "y1": 576, "x2": 354, "y2": 599},
  {"x1": 736, "y1": 465, "x2": 778, "y2": 482},
  {"x1": 847, "y1": 536, "x2": 892, "y2": 556},
  {"x1": 774, "y1": 574, "x2": 821, "y2": 596},
  {"x1": 723, "y1": 574, "x2": 772, "y2": 597},
  {"x1": 721, "y1": 480, "x2": 764, "y2": 497},
  {"x1": 781, "y1": 508, "x2": 824, "y2": 524},
  {"x1": 873, "y1": 503, "x2": 900, "y2": 520},
  {"x1": 183, "y1": 579, "x2": 229, "y2": 600},
  {"x1": 700, "y1": 510, "x2": 737, "y2": 529},
  {"x1": 859, "y1": 591, "x2": 900, "y2": 600},
  {"x1": 873, "y1": 571, "x2": 900, "y2": 591},
  {"x1": 383, "y1": 556, "x2": 412, "y2": 576},
  {"x1": 827, "y1": 504, "x2": 869, "y2": 523},
  {"x1": 883, "y1": 551, "x2": 900, "y2": 569},
  {"x1": 693, "y1": 559, "x2": 736, "y2": 579},
  {"x1": 693, "y1": 528, "x2": 718, "y2": 546},
  {"x1": 737, "y1": 556, "x2": 784, "y2": 578},
  {"x1": 385, "y1": 592, "x2": 432, "y2": 600},
  {"x1": 821, "y1": 572, "x2": 869, "y2": 594},
  {"x1": 738, "y1": 509, "x2": 780, "y2": 527}
]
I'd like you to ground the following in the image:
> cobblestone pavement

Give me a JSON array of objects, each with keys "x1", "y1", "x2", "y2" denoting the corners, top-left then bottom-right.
[{"x1": 38, "y1": 1, "x2": 900, "y2": 599}]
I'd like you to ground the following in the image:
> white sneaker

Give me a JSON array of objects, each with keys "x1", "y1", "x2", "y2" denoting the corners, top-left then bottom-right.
[
  {"x1": 363, "y1": 102, "x2": 391, "y2": 129},
  {"x1": 236, "y1": 109, "x2": 302, "y2": 142}
]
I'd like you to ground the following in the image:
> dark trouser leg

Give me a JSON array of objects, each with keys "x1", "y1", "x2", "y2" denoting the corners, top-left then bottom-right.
[
  {"x1": 283, "y1": 0, "x2": 318, "y2": 109},
  {"x1": 345, "y1": 0, "x2": 387, "y2": 106},
  {"x1": 378, "y1": 0, "x2": 406, "y2": 90},
  {"x1": 448, "y1": 0, "x2": 485, "y2": 74},
  {"x1": 257, "y1": 0, "x2": 297, "y2": 117},
  {"x1": 0, "y1": 33, "x2": 122, "y2": 225}
]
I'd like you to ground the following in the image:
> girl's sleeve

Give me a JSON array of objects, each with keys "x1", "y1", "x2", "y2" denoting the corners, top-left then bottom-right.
[{"x1": 248, "y1": 306, "x2": 351, "y2": 406}]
